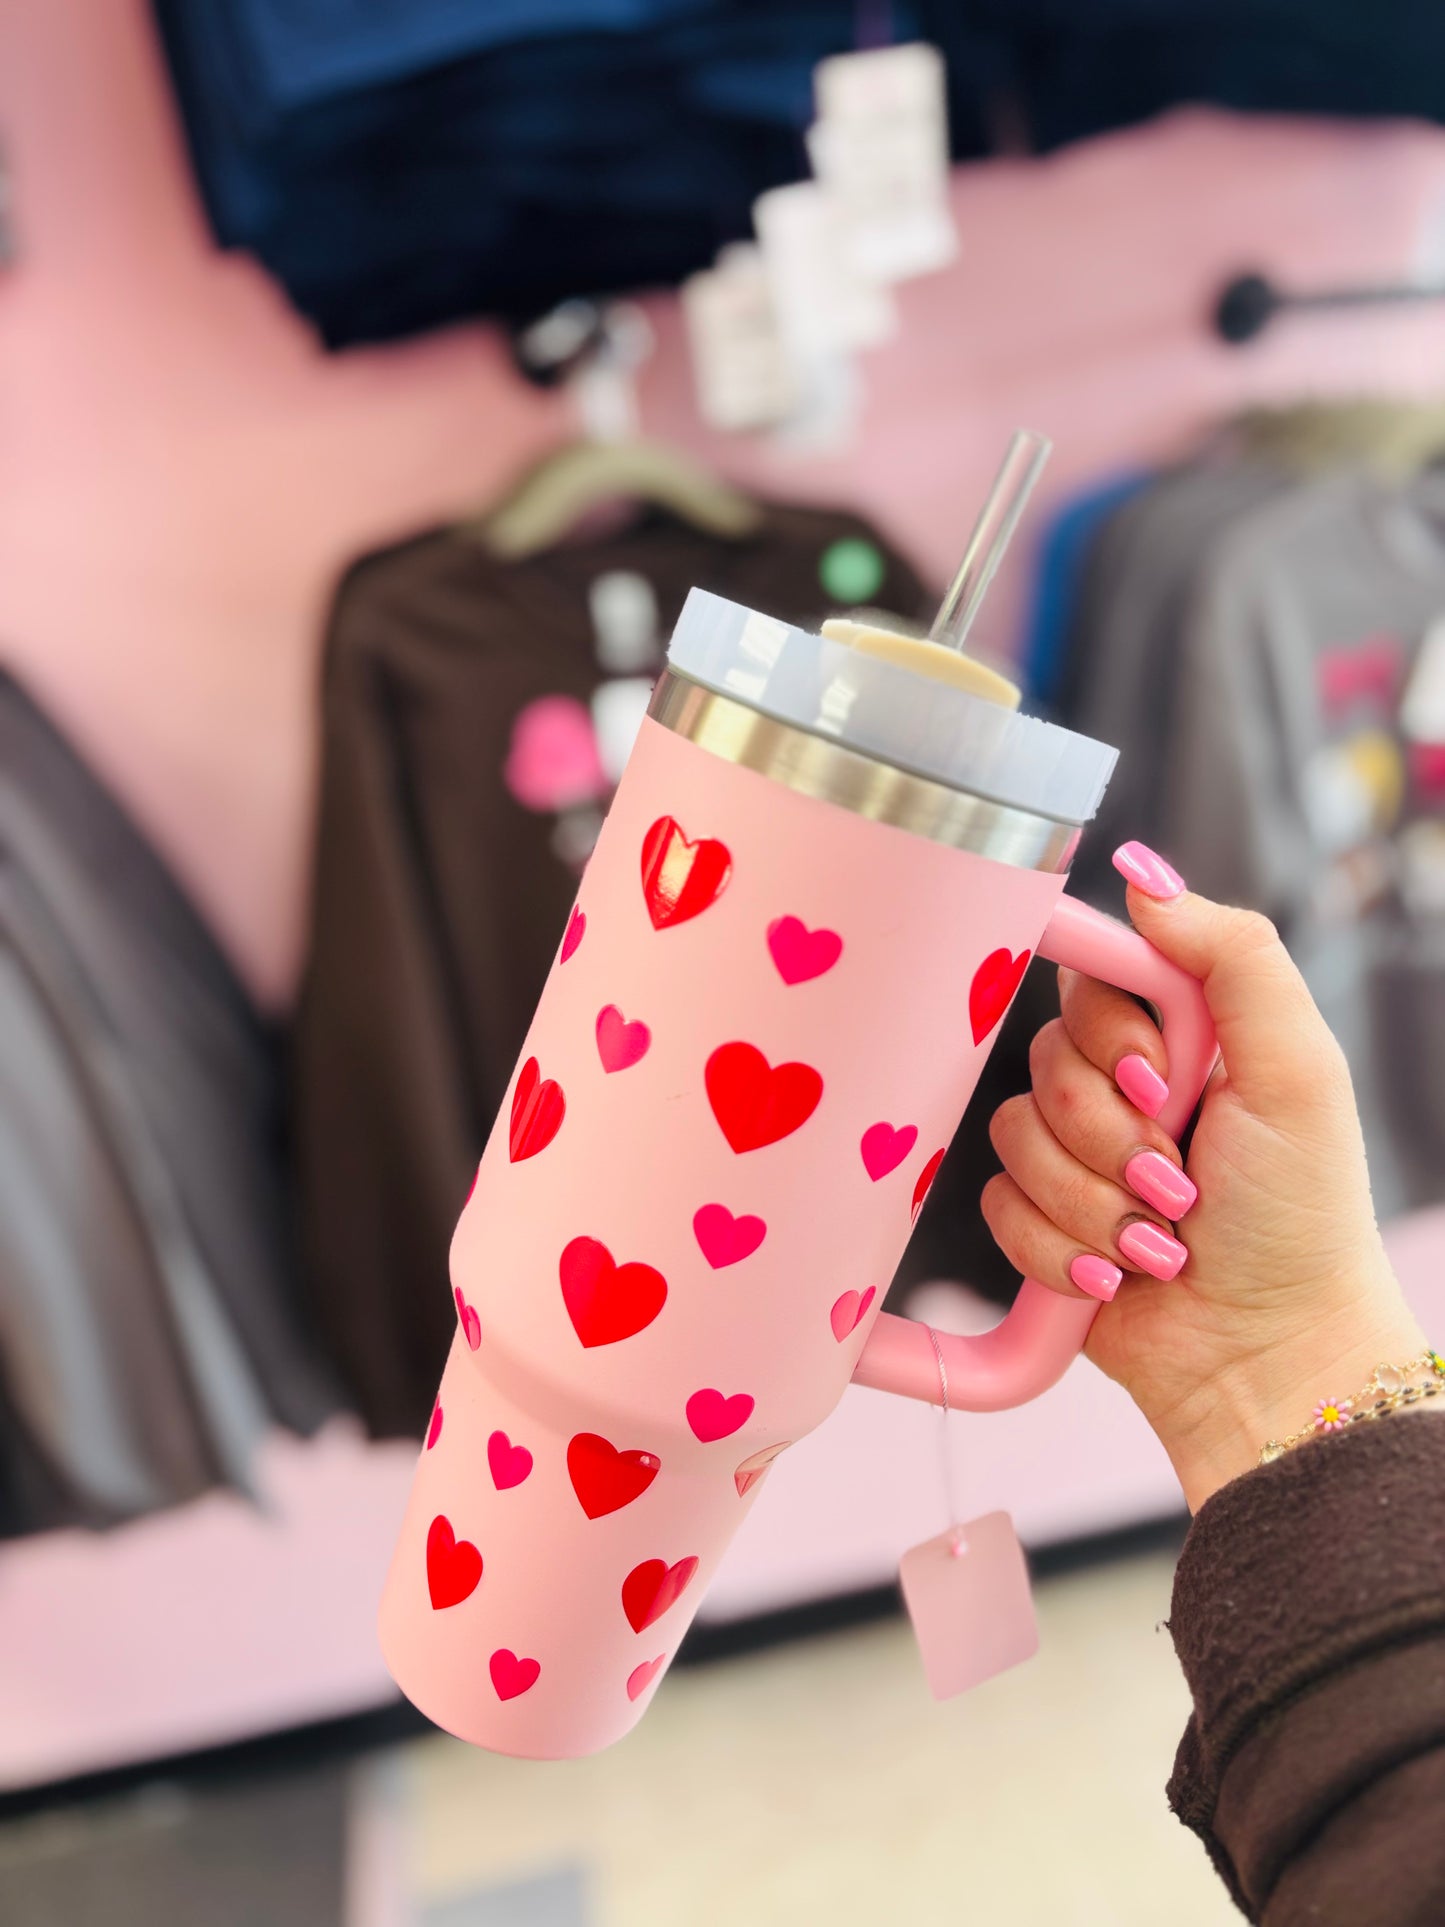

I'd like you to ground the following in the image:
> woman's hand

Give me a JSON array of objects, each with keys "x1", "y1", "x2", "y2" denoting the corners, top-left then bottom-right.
[{"x1": 982, "y1": 842, "x2": 1428, "y2": 1510}]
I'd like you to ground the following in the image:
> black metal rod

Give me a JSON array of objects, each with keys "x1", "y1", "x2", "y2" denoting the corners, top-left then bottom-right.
[{"x1": 1215, "y1": 270, "x2": 1445, "y2": 344}]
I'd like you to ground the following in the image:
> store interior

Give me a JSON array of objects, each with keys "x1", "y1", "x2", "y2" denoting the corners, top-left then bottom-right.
[{"x1": 2, "y1": 2, "x2": 1444, "y2": 1922}]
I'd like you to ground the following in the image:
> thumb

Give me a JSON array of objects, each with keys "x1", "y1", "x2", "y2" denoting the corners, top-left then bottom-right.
[{"x1": 1113, "y1": 852, "x2": 1334, "y2": 1112}]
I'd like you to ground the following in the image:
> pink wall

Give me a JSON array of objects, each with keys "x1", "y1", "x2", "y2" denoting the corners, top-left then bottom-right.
[{"x1": 4, "y1": 1, "x2": 1445, "y2": 1005}]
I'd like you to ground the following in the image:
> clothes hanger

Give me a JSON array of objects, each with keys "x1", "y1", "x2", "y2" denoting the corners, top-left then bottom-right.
[
  {"x1": 470, "y1": 438, "x2": 765, "y2": 560},
  {"x1": 469, "y1": 297, "x2": 764, "y2": 558}
]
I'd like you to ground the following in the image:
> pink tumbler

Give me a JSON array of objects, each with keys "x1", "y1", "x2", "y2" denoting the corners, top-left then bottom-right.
[{"x1": 378, "y1": 588, "x2": 1217, "y2": 1758}]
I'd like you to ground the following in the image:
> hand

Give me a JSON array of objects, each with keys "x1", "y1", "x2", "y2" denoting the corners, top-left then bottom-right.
[{"x1": 982, "y1": 842, "x2": 1428, "y2": 1510}]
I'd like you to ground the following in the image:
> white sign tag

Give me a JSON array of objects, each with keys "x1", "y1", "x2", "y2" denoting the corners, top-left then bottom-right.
[
  {"x1": 811, "y1": 43, "x2": 957, "y2": 284},
  {"x1": 752, "y1": 180, "x2": 897, "y2": 358},
  {"x1": 682, "y1": 243, "x2": 799, "y2": 433}
]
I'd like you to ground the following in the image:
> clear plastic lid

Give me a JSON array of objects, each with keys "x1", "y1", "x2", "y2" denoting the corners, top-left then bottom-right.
[{"x1": 666, "y1": 589, "x2": 1118, "y2": 827}]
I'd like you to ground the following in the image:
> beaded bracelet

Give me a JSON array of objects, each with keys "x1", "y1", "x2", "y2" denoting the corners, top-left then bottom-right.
[{"x1": 1258, "y1": 1349, "x2": 1445, "y2": 1466}]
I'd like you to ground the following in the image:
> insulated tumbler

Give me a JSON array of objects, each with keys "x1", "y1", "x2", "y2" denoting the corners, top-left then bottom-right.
[{"x1": 378, "y1": 590, "x2": 1217, "y2": 1757}]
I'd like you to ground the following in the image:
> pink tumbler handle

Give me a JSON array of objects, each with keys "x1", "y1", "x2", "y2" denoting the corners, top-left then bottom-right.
[{"x1": 852, "y1": 895, "x2": 1218, "y2": 1412}]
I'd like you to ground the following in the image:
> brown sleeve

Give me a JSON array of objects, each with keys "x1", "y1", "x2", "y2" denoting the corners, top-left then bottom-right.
[{"x1": 1166, "y1": 1410, "x2": 1445, "y2": 1924}]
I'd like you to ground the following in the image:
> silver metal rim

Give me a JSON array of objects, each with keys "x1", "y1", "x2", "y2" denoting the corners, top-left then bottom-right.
[{"x1": 649, "y1": 671, "x2": 1080, "y2": 874}]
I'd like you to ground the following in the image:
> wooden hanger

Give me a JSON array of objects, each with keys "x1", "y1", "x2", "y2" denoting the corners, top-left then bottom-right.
[{"x1": 469, "y1": 439, "x2": 764, "y2": 559}]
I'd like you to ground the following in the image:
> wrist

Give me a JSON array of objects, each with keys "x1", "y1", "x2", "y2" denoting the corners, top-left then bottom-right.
[{"x1": 1155, "y1": 1299, "x2": 1429, "y2": 1511}]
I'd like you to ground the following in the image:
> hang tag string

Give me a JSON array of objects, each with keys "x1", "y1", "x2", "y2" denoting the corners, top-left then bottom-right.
[{"x1": 926, "y1": 1327, "x2": 968, "y2": 1557}]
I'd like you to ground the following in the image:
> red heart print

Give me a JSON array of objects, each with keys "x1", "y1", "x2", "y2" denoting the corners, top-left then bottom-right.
[
  {"x1": 686, "y1": 1388, "x2": 755, "y2": 1442},
  {"x1": 627, "y1": 1655, "x2": 666, "y2": 1702},
  {"x1": 426, "y1": 1515, "x2": 482, "y2": 1610},
  {"x1": 560, "y1": 905, "x2": 586, "y2": 963},
  {"x1": 596, "y1": 1004, "x2": 651, "y2": 1073},
  {"x1": 705, "y1": 1042, "x2": 823, "y2": 1154},
  {"x1": 454, "y1": 1286, "x2": 481, "y2": 1351},
  {"x1": 766, "y1": 915, "x2": 843, "y2": 985},
  {"x1": 641, "y1": 816, "x2": 732, "y2": 930},
  {"x1": 734, "y1": 1441, "x2": 790, "y2": 1498},
  {"x1": 489, "y1": 1648, "x2": 541, "y2": 1701},
  {"x1": 692, "y1": 1203, "x2": 767, "y2": 1270},
  {"x1": 829, "y1": 1285, "x2": 877, "y2": 1341},
  {"x1": 622, "y1": 1555, "x2": 700, "y2": 1633},
  {"x1": 560, "y1": 1236, "x2": 667, "y2": 1348},
  {"x1": 567, "y1": 1432, "x2": 661, "y2": 1519},
  {"x1": 911, "y1": 1148, "x2": 947, "y2": 1223},
  {"x1": 487, "y1": 1429, "x2": 533, "y2": 1491},
  {"x1": 860, "y1": 1121, "x2": 918, "y2": 1181},
  {"x1": 969, "y1": 947, "x2": 1032, "y2": 1046},
  {"x1": 425, "y1": 1403, "x2": 443, "y2": 1450},
  {"x1": 509, "y1": 1057, "x2": 565, "y2": 1162}
]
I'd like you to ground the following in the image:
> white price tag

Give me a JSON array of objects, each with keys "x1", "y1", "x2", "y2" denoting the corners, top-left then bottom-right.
[
  {"x1": 753, "y1": 180, "x2": 896, "y2": 360},
  {"x1": 681, "y1": 244, "x2": 799, "y2": 433},
  {"x1": 1402, "y1": 616, "x2": 1445, "y2": 743},
  {"x1": 811, "y1": 43, "x2": 957, "y2": 284}
]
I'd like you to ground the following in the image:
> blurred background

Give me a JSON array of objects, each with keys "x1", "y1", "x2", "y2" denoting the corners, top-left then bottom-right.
[{"x1": 2, "y1": 2, "x2": 1445, "y2": 1921}]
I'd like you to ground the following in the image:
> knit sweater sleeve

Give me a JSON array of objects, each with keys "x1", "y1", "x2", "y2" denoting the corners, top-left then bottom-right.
[{"x1": 1166, "y1": 1412, "x2": 1445, "y2": 1923}]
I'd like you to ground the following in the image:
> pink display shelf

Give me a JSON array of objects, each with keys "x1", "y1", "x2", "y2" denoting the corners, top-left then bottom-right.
[{"x1": 1, "y1": 1220, "x2": 1439, "y2": 1792}]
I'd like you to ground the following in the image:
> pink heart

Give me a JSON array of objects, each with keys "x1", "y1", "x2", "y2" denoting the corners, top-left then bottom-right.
[
  {"x1": 596, "y1": 1004, "x2": 651, "y2": 1073},
  {"x1": 487, "y1": 1429, "x2": 533, "y2": 1491},
  {"x1": 686, "y1": 1388, "x2": 755, "y2": 1442},
  {"x1": 505, "y1": 695, "x2": 607, "y2": 813},
  {"x1": 454, "y1": 1286, "x2": 481, "y2": 1351},
  {"x1": 692, "y1": 1203, "x2": 767, "y2": 1270},
  {"x1": 627, "y1": 1655, "x2": 667, "y2": 1703},
  {"x1": 861, "y1": 1122, "x2": 918, "y2": 1181},
  {"x1": 830, "y1": 1285, "x2": 877, "y2": 1342},
  {"x1": 425, "y1": 1403, "x2": 443, "y2": 1450},
  {"x1": 489, "y1": 1648, "x2": 541, "y2": 1701},
  {"x1": 560, "y1": 905, "x2": 586, "y2": 963},
  {"x1": 766, "y1": 915, "x2": 843, "y2": 985}
]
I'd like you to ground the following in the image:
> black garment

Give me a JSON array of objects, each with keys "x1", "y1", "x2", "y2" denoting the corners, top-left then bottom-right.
[
  {"x1": 292, "y1": 501, "x2": 937, "y2": 1433},
  {"x1": 957, "y1": 1, "x2": 1445, "y2": 154},
  {"x1": 155, "y1": 1, "x2": 994, "y2": 345},
  {"x1": 155, "y1": 0, "x2": 1445, "y2": 345},
  {"x1": 0, "y1": 673, "x2": 335, "y2": 1536}
]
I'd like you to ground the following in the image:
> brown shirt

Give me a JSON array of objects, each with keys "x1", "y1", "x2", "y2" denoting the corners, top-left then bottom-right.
[
  {"x1": 1168, "y1": 1411, "x2": 1445, "y2": 1922},
  {"x1": 292, "y1": 503, "x2": 932, "y2": 1435}
]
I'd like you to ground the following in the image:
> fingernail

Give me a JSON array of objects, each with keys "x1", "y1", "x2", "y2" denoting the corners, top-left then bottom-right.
[
  {"x1": 1116, "y1": 1053, "x2": 1168, "y2": 1119},
  {"x1": 1070, "y1": 1253, "x2": 1124, "y2": 1302},
  {"x1": 1113, "y1": 841, "x2": 1185, "y2": 899},
  {"x1": 1118, "y1": 1219, "x2": 1188, "y2": 1281},
  {"x1": 1124, "y1": 1150, "x2": 1198, "y2": 1220}
]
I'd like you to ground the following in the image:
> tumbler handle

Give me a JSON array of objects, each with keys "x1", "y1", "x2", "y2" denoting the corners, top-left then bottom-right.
[{"x1": 852, "y1": 895, "x2": 1218, "y2": 1412}]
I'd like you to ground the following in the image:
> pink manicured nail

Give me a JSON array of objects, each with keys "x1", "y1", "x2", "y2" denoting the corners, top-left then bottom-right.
[
  {"x1": 1118, "y1": 1219, "x2": 1188, "y2": 1281},
  {"x1": 1113, "y1": 841, "x2": 1185, "y2": 899},
  {"x1": 1116, "y1": 1053, "x2": 1168, "y2": 1119},
  {"x1": 1070, "y1": 1253, "x2": 1123, "y2": 1303},
  {"x1": 1124, "y1": 1150, "x2": 1198, "y2": 1220}
]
